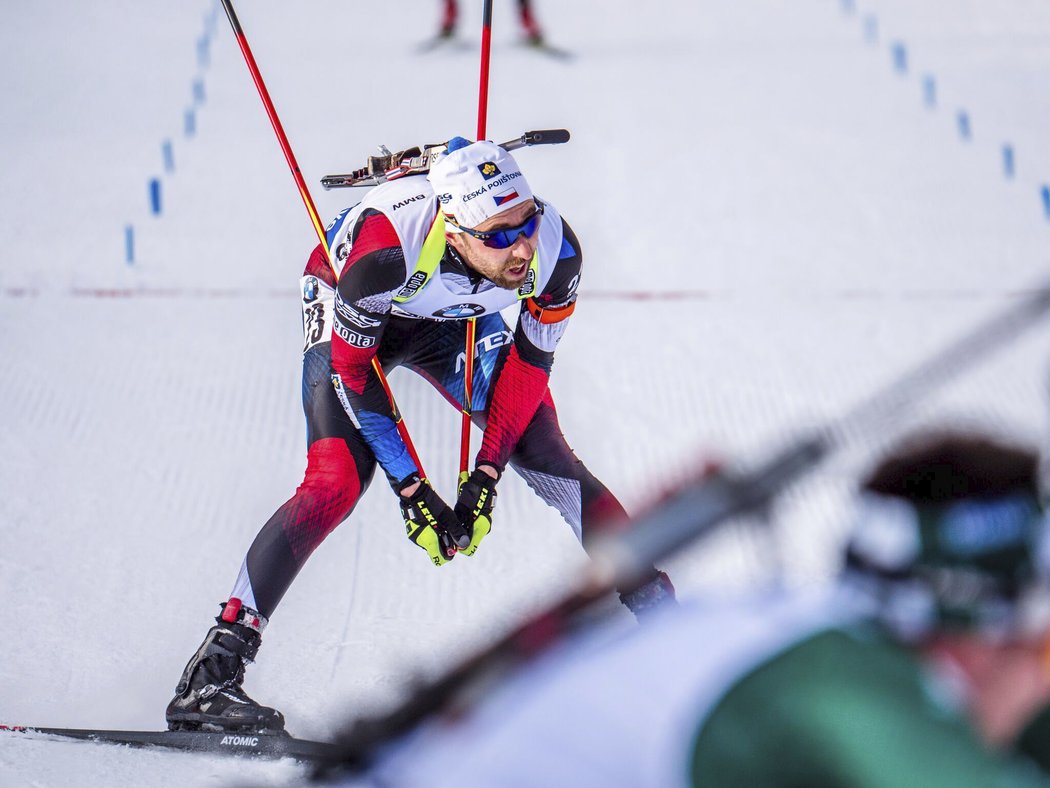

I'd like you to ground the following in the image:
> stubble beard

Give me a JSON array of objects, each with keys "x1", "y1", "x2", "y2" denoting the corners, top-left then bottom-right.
[
  {"x1": 492, "y1": 255, "x2": 531, "y2": 290},
  {"x1": 462, "y1": 245, "x2": 531, "y2": 291}
]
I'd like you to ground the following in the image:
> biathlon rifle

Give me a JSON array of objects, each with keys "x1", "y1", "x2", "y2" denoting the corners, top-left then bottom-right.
[{"x1": 319, "y1": 129, "x2": 570, "y2": 189}]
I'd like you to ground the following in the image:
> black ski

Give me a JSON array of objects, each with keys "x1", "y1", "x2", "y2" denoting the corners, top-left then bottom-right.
[
  {"x1": 519, "y1": 39, "x2": 573, "y2": 60},
  {"x1": 416, "y1": 35, "x2": 571, "y2": 60},
  {"x1": 0, "y1": 724, "x2": 340, "y2": 762},
  {"x1": 415, "y1": 34, "x2": 473, "y2": 53}
]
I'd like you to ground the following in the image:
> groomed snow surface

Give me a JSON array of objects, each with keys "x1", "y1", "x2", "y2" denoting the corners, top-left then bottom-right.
[{"x1": 2, "y1": 0, "x2": 1050, "y2": 784}]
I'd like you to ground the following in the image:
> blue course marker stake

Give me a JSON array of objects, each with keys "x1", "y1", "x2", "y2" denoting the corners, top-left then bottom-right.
[
  {"x1": 863, "y1": 15, "x2": 878, "y2": 44},
  {"x1": 922, "y1": 76, "x2": 936, "y2": 108},
  {"x1": 125, "y1": 225, "x2": 135, "y2": 264},
  {"x1": 193, "y1": 79, "x2": 205, "y2": 105},
  {"x1": 162, "y1": 139, "x2": 174, "y2": 173},
  {"x1": 957, "y1": 111, "x2": 972, "y2": 141},
  {"x1": 185, "y1": 109, "x2": 196, "y2": 138},
  {"x1": 197, "y1": 37, "x2": 210, "y2": 69},
  {"x1": 892, "y1": 42, "x2": 907, "y2": 74},
  {"x1": 149, "y1": 178, "x2": 162, "y2": 215},
  {"x1": 1042, "y1": 186, "x2": 1050, "y2": 219},
  {"x1": 1002, "y1": 145, "x2": 1015, "y2": 179}
]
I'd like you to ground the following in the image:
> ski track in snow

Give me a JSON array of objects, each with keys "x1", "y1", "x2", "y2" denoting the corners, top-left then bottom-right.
[{"x1": 2, "y1": 0, "x2": 1050, "y2": 785}]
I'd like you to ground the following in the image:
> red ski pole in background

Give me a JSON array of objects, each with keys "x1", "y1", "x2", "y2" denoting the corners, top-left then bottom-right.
[
  {"x1": 218, "y1": 0, "x2": 428, "y2": 480},
  {"x1": 477, "y1": 0, "x2": 494, "y2": 141},
  {"x1": 459, "y1": 0, "x2": 495, "y2": 491}
]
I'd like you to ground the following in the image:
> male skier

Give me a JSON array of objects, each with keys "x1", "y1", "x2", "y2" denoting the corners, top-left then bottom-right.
[{"x1": 166, "y1": 138, "x2": 675, "y2": 732}]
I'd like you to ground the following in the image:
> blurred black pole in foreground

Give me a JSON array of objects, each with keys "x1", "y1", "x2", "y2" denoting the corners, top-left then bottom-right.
[{"x1": 310, "y1": 282, "x2": 1050, "y2": 776}]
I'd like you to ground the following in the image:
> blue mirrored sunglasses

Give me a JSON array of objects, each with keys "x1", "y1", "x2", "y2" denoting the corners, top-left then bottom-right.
[{"x1": 447, "y1": 201, "x2": 544, "y2": 249}]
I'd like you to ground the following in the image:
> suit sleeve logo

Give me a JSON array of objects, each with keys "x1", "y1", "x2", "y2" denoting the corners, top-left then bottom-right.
[
  {"x1": 334, "y1": 322, "x2": 376, "y2": 348},
  {"x1": 335, "y1": 297, "x2": 381, "y2": 328}
]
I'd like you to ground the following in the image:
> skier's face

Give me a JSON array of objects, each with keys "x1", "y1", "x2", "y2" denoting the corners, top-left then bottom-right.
[{"x1": 446, "y1": 201, "x2": 540, "y2": 290}]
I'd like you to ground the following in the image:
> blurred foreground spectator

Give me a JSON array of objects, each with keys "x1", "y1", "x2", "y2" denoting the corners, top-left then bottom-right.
[{"x1": 338, "y1": 430, "x2": 1050, "y2": 787}]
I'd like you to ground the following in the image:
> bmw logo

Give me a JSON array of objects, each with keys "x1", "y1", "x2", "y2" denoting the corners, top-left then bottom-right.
[
  {"x1": 433, "y1": 303, "x2": 485, "y2": 319},
  {"x1": 303, "y1": 276, "x2": 319, "y2": 302}
]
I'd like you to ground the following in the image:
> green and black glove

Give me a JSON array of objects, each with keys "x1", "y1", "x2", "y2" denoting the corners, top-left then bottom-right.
[
  {"x1": 399, "y1": 475, "x2": 470, "y2": 566},
  {"x1": 454, "y1": 464, "x2": 500, "y2": 556}
]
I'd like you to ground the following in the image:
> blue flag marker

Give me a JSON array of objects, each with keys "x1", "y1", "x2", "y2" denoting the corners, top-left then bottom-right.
[
  {"x1": 892, "y1": 42, "x2": 907, "y2": 73},
  {"x1": 922, "y1": 76, "x2": 936, "y2": 108},
  {"x1": 149, "y1": 178, "x2": 162, "y2": 215},
  {"x1": 863, "y1": 16, "x2": 878, "y2": 44},
  {"x1": 125, "y1": 225, "x2": 135, "y2": 264},
  {"x1": 1002, "y1": 145, "x2": 1015, "y2": 179},
  {"x1": 162, "y1": 139, "x2": 174, "y2": 173}
]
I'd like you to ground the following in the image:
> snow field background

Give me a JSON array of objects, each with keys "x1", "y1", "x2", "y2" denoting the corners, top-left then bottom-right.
[{"x1": 2, "y1": 0, "x2": 1050, "y2": 784}]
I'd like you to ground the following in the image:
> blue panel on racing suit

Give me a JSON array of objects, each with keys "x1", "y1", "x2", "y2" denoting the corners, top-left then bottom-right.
[
  {"x1": 435, "y1": 313, "x2": 513, "y2": 412},
  {"x1": 559, "y1": 236, "x2": 575, "y2": 260},
  {"x1": 356, "y1": 409, "x2": 417, "y2": 482}
]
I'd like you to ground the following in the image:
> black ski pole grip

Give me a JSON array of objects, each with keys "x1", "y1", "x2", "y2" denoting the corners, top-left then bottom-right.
[
  {"x1": 500, "y1": 129, "x2": 571, "y2": 151},
  {"x1": 321, "y1": 174, "x2": 352, "y2": 190}
]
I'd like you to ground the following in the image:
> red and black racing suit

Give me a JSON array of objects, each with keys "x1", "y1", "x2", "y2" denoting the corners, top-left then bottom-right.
[{"x1": 234, "y1": 208, "x2": 673, "y2": 619}]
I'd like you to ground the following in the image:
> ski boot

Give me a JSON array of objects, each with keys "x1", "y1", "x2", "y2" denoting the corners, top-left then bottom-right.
[
  {"x1": 619, "y1": 570, "x2": 676, "y2": 620},
  {"x1": 166, "y1": 600, "x2": 285, "y2": 733},
  {"x1": 439, "y1": 0, "x2": 457, "y2": 38},
  {"x1": 519, "y1": 3, "x2": 544, "y2": 47}
]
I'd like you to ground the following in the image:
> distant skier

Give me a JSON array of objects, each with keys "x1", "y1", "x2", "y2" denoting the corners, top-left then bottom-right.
[
  {"x1": 439, "y1": 0, "x2": 544, "y2": 46},
  {"x1": 166, "y1": 138, "x2": 676, "y2": 732}
]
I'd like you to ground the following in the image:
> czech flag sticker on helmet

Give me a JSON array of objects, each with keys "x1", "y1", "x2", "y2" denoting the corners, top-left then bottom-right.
[
  {"x1": 493, "y1": 189, "x2": 519, "y2": 208},
  {"x1": 478, "y1": 162, "x2": 501, "y2": 180}
]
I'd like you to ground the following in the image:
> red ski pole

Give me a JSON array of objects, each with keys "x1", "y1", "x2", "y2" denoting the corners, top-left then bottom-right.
[
  {"x1": 218, "y1": 0, "x2": 428, "y2": 480},
  {"x1": 477, "y1": 0, "x2": 494, "y2": 141},
  {"x1": 459, "y1": 0, "x2": 495, "y2": 492}
]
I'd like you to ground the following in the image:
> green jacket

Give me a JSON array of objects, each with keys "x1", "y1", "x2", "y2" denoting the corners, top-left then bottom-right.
[{"x1": 692, "y1": 622, "x2": 1047, "y2": 787}]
